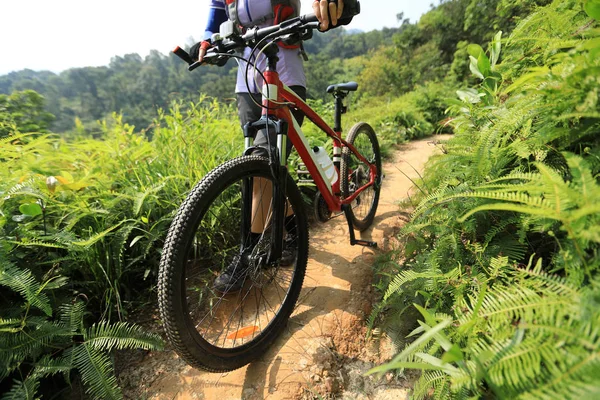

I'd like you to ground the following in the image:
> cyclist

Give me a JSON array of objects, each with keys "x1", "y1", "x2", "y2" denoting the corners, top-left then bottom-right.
[
  {"x1": 190, "y1": 0, "x2": 348, "y2": 292},
  {"x1": 191, "y1": 0, "x2": 345, "y2": 132}
]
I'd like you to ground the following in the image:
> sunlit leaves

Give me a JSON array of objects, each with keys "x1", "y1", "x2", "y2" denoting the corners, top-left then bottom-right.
[
  {"x1": 374, "y1": 1, "x2": 600, "y2": 398},
  {"x1": 584, "y1": 0, "x2": 600, "y2": 20},
  {"x1": 18, "y1": 203, "x2": 42, "y2": 217}
]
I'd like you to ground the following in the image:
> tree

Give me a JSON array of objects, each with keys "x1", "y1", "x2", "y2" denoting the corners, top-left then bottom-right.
[{"x1": 0, "y1": 90, "x2": 55, "y2": 137}]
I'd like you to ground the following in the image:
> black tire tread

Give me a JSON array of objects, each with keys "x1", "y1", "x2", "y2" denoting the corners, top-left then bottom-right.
[
  {"x1": 340, "y1": 122, "x2": 382, "y2": 231},
  {"x1": 158, "y1": 155, "x2": 309, "y2": 372}
]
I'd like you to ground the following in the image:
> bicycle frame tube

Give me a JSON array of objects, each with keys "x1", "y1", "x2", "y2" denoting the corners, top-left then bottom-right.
[{"x1": 260, "y1": 70, "x2": 377, "y2": 214}]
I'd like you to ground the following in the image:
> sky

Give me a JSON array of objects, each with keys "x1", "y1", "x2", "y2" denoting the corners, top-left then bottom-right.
[{"x1": 0, "y1": 0, "x2": 431, "y2": 75}]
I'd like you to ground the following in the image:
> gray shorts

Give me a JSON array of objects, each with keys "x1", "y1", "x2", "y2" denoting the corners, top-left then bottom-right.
[{"x1": 236, "y1": 86, "x2": 306, "y2": 158}]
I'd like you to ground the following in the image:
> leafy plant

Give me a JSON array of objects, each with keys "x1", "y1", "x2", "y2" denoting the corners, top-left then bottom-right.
[
  {"x1": 371, "y1": 1, "x2": 600, "y2": 398},
  {"x1": 0, "y1": 251, "x2": 163, "y2": 399},
  {"x1": 369, "y1": 264, "x2": 600, "y2": 399}
]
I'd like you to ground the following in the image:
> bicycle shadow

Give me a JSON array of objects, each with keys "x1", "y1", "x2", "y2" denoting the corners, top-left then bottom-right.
[
  {"x1": 138, "y1": 243, "x2": 375, "y2": 400},
  {"x1": 236, "y1": 234, "x2": 379, "y2": 399},
  {"x1": 241, "y1": 284, "x2": 357, "y2": 398},
  {"x1": 153, "y1": 215, "x2": 401, "y2": 399}
]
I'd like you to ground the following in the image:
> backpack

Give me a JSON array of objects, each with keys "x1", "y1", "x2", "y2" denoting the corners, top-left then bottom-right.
[{"x1": 225, "y1": 0, "x2": 301, "y2": 30}]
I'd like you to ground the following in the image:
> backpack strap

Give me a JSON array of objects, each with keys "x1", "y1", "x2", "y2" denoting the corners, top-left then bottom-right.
[
  {"x1": 273, "y1": 0, "x2": 303, "y2": 50},
  {"x1": 224, "y1": 0, "x2": 242, "y2": 31}
]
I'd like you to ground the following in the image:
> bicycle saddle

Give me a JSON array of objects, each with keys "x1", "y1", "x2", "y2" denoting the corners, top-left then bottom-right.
[{"x1": 326, "y1": 81, "x2": 359, "y2": 94}]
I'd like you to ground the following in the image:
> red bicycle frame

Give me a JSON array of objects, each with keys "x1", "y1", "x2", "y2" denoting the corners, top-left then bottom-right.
[{"x1": 259, "y1": 69, "x2": 377, "y2": 214}]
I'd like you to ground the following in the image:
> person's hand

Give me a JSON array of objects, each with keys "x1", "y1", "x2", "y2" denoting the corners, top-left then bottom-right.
[
  {"x1": 190, "y1": 41, "x2": 212, "y2": 63},
  {"x1": 313, "y1": 0, "x2": 344, "y2": 31}
]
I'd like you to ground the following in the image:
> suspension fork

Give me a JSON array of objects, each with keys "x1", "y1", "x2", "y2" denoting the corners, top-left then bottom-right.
[
  {"x1": 241, "y1": 118, "x2": 290, "y2": 263},
  {"x1": 269, "y1": 120, "x2": 290, "y2": 264}
]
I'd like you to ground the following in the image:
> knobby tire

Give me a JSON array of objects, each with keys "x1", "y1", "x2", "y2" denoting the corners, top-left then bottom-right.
[
  {"x1": 158, "y1": 156, "x2": 309, "y2": 372},
  {"x1": 340, "y1": 122, "x2": 382, "y2": 231}
]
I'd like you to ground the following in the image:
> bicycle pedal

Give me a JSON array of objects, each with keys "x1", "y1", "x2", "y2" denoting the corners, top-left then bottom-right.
[{"x1": 351, "y1": 239, "x2": 378, "y2": 248}]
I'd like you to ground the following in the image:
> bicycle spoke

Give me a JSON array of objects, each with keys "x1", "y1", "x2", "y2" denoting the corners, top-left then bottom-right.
[{"x1": 179, "y1": 169, "x2": 301, "y2": 350}]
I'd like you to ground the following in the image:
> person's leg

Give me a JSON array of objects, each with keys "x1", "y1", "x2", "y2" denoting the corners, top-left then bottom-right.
[
  {"x1": 236, "y1": 92, "x2": 272, "y2": 234},
  {"x1": 253, "y1": 86, "x2": 305, "y2": 264},
  {"x1": 216, "y1": 88, "x2": 306, "y2": 292}
]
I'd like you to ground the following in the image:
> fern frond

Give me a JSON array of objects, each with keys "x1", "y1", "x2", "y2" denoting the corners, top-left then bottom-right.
[
  {"x1": 412, "y1": 182, "x2": 470, "y2": 217},
  {"x1": 0, "y1": 263, "x2": 51, "y2": 316},
  {"x1": 32, "y1": 353, "x2": 73, "y2": 379},
  {"x1": 8, "y1": 239, "x2": 68, "y2": 249},
  {"x1": 0, "y1": 318, "x2": 22, "y2": 333},
  {"x1": 58, "y1": 301, "x2": 86, "y2": 333},
  {"x1": 2, "y1": 376, "x2": 40, "y2": 400},
  {"x1": 114, "y1": 223, "x2": 135, "y2": 270},
  {"x1": 486, "y1": 236, "x2": 528, "y2": 262},
  {"x1": 3, "y1": 178, "x2": 40, "y2": 198},
  {"x1": 517, "y1": 267, "x2": 580, "y2": 299},
  {"x1": 413, "y1": 371, "x2": 450, "y2": 400},
  {"x1": 37, "y1": 255, "x2": 85, "y2": 266},
  {"x1": 72, "y1": 344, "x2": 121, "y2": 400},
  {"x1": 523, "y1": 352, "x2": 600, "y2": 400},
  {"x1": 469, "y1": 285, "x2": 574, "y2": 326},
  {"x1": 0, "y1": 320, "x2": 68, "y2": 376},
  {"x1": 485, "y1": 337, "x2": 553, "y2": 394},
  {"x1": 383, "y1": 269, "x2": 444, "y2": 301},
  {"x1": 83, "y1": 321, "x2": 163, "y2": 352},
  {"x1": 458, "y1": 202, "x2": 557, "y2": 223}
]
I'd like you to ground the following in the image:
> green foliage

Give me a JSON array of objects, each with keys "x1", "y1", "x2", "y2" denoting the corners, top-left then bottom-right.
[
  {"x1": 372, "y1": 0, "x2": 600, "y2": 398},
  {"x1": 0, "y1": 90, "x2": 55, "y2": 137},
  {"x1": 0, "y1": 249, "x2": 163, "y2": 399},
  {"x1": 1, "y1": 96, "x2": 239, "y2": 312},
  {"x1": 340, "y1": 82, "x2": 454, "y2": 150},
  {"x1": 370, "y1": 267, "x2": 600, "y2": 399},
  {"x1": 585, "y1": 0, "x2": 600, "y2": 19}
]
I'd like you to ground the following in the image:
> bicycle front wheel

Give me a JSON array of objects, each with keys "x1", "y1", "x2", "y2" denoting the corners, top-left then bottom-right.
[
  {"x1": 340, "y1": 122, "x2": 382, "y2": 231},
  {"x1": 158, "y1": 156, "x2": 309, "y2": 372}
]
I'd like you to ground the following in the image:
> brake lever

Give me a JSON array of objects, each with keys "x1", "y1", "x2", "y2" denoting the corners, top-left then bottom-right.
[
  {"x1": 186, "y1": 50, "x2": 228, "y2": 71},
  {"x1": 188, "y1": 60, "x2": 204, "y2": 71}
]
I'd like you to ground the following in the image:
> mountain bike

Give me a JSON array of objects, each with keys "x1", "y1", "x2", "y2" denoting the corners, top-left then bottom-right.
[{"x1": 157, "y1": 6, "x2": 381, "y2": 372}]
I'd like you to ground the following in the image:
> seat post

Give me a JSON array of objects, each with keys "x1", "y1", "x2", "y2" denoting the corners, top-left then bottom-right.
[
  {"x1": 326, "y1": 82, "x2": 358, "y2": 132},
  {"x1": 333, "y1": 93, "x2": 347, "y2": 133}
]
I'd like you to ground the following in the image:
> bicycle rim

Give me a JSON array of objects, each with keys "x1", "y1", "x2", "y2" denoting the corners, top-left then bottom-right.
[
  {"x1": 158, "y1": 156, "x2": 308, "y2": 371},
  {"x1": 341, "y1": 122, "x2": 382, "y2": 231}
]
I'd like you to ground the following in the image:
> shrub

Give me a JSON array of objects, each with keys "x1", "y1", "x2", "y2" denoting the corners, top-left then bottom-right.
[{"x1": 371, "y1": 1, "x2": 600, "y2": 397}]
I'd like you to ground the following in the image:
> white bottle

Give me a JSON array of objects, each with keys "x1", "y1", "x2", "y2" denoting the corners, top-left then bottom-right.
[{"x1": 312, "y1": 146, "x2": 338, "y2": 185}]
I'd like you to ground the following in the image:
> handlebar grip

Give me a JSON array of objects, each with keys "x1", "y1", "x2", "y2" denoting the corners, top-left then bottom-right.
[
  {"x1": 173, "y1": 46, "x2": 194, "y2": 65},
  {"x1": 300, "y1": 13, "x2": 319, "y2": 23},
  {"x1": 188, "y1": 61, "x2": 203, "y2": 71}
]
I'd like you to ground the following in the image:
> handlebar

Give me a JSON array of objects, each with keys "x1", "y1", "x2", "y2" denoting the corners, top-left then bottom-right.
[
  {"x1": 173, "y1": 1, "x2": 361, "y2": 71},
  {"x1": 177, "y1": 13, "x2": 319, "y2": 71}
]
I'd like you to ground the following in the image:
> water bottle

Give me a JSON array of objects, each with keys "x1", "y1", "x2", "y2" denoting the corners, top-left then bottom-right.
[{"x1": 312, "y1": 146, "x2": 338, "y2": 185}]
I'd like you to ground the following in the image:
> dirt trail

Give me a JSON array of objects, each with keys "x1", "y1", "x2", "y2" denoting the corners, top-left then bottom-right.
[{"x1": 118, "y1": 135, "x2": 450, "y2": 400}]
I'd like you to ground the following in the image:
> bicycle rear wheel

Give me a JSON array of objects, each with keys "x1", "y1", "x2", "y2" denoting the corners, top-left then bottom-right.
[
  {"x1": 340, "y1": 122, "x2": 382, "y2": 231},
  {"x1": 158, "y1": 156, "x2": 309, "y2": 372}
]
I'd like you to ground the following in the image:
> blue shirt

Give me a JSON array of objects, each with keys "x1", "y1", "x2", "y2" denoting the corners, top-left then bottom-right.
[{"x1": 205, "y1": 0, "x2": 306, "y2": 93}]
